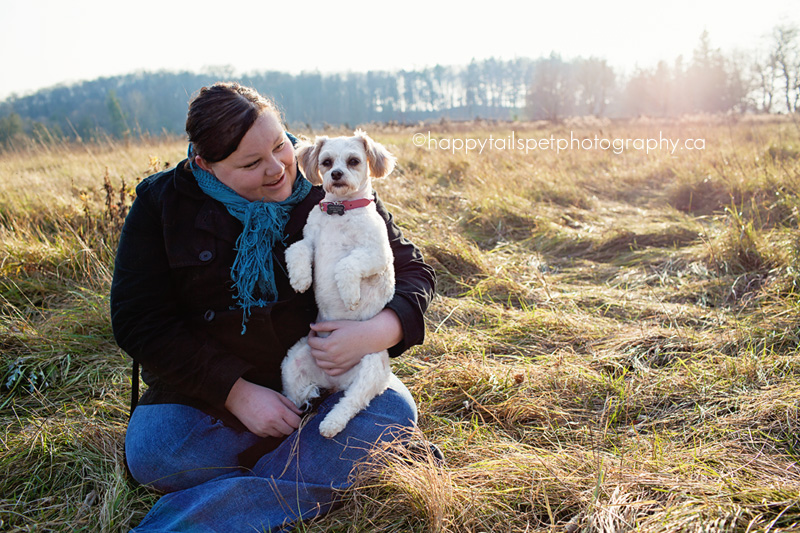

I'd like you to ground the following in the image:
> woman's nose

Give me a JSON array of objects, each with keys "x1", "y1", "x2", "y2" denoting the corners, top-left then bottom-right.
[{"x1": 264, "y1": 155, "x2": 284, "y2": 177}]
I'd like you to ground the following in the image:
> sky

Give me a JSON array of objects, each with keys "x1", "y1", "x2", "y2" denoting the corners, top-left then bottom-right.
[{"x1": 1, "y1": 0, "x2": 798, "y2": 101}]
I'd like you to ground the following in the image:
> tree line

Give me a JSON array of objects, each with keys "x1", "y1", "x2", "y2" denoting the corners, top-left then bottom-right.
[{"x1": 1, "y1": 24, "x2": 798, "y2": 148}]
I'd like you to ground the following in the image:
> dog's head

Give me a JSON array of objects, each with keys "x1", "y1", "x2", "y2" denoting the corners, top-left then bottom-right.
[{"x1": 296, "y1": 130, "x2": 396, "y2": 198}]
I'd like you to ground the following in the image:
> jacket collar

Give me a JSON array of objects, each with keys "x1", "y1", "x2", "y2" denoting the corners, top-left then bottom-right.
[{"x1": 174, "y1": 159, "x2": 209, "y2": 200}]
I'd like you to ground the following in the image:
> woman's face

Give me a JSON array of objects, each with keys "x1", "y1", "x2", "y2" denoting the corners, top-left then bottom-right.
[{"x1": 195, "y1": 111, "x2": 297, "y2": 202}]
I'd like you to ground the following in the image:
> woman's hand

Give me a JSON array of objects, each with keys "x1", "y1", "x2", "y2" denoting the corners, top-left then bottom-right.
[
  {"x1": 224, "y1": 378, "x2": 302, "y2": 438},
  {"x1": 307, "y1": 309, "x2": 403, "y2": 376}
]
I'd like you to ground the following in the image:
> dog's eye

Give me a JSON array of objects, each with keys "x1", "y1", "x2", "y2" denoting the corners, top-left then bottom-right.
[
  {"x1": 320, "y1": 158, "x2": 332, "y2": 167},
  {"x1": 347, "y1": 157, "x2": 360, "y2": 166}
]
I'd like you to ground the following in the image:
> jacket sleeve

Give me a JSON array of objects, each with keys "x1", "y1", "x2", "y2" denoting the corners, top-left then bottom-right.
[
  {"x1": 110, "y1": 178, "x2": 254, "y2": 408},
  {"x1": 375, "y1": 195, "x2": 436, "y2": 357}
]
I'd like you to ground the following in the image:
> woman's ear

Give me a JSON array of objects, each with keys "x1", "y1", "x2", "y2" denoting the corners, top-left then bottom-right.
[{"x1": 194, "y1": 155, "x2": 214, "y2": 174}]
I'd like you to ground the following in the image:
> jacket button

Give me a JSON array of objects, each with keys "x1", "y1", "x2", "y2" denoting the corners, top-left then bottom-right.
[
  {"x1": 203, "y1": 309, "x2": 215, "y2": 322},
  {"x1": 199, "y1": 250, "x2": 213, "y2": 262}
]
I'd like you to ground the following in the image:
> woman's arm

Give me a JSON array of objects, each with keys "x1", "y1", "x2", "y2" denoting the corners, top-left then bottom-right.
[
  {"x1": 306, "y1": 309, "x2": 403, "y2": 376},
  {"x1": 377, "y1": 196, "x2": 436, "y2": 355}
]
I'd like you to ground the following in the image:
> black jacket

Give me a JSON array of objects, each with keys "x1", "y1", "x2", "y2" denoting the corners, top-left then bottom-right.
[{"x1": 110, "y1": 160, "x2": 435, "y2": 420}]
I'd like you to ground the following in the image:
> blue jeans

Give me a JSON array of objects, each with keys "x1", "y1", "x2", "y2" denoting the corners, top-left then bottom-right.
[{"x1": 126, "y1": 379, "x2": 416, "y2": 532}]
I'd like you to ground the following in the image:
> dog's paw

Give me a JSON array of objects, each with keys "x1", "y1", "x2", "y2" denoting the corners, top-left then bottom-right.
[
  {"x1": 334, "y1": 268, "x2": 363, "y2": 310},
  {"x1": 345, "y1": 297, "x2": 360, "y2": 311},
  {"x1": 337, "y1": 283, "x2": 361, "y2": 311},
  {"x1": 340, "y1": 294, "x2": 359, "y2": 312},
  {"x1": 319, "y1": 416, "x2": 345, "y2": 438},
  {"x1": 289, "y1": 268, "x2": 312, "y2": 293}
]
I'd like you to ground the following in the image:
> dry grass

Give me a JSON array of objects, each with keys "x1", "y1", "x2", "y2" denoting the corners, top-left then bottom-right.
[{"x1": 2, "y1": 117, "x2": 800, "y2": 531}]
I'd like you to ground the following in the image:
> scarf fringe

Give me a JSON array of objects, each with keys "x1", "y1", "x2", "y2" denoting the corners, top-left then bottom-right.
[{"x1": 190, "y1": 148, "x2": 312, "y2": 334}]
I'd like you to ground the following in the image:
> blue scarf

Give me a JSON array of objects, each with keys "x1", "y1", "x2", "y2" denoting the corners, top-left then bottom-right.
[{"x1": 189, "y1": 140, "x2": 312, "y2": 333}]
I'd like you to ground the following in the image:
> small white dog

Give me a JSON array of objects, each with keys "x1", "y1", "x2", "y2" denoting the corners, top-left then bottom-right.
[{"x1": 282, "y1": 130, "x2": 397, "y2": 438}]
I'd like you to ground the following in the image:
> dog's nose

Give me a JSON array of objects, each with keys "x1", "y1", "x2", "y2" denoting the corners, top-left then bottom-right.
[{"x1": 331, "y1": 170, "x2": 343, "y2": 180}]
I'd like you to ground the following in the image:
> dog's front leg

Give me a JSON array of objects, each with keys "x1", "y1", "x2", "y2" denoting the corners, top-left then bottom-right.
[
  {"x1": 334, "y1": 248, "x2": 390, "y2": 310},
  {"x1": 285, "y1": 239, "x2": 314, "y2": 293}
]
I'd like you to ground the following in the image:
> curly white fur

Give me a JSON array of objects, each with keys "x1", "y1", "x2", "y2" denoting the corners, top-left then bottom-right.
[{"x1": 282, "y1": 130, "x2": 398, "y2": 438}]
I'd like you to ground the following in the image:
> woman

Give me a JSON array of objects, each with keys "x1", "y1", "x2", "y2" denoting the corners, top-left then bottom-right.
[{"x1": 110, "y1": 82, "x2": 435, "y2": 531}]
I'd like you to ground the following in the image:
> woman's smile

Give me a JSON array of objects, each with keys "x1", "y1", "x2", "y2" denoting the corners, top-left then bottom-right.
[{"x1": 264, "y1": 172, "x2": 285, "y2": 188}]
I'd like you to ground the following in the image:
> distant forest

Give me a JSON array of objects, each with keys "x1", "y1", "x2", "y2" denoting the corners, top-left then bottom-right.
[{"x1": 1, "y1": 25, "x2": 798, "y2": 147}]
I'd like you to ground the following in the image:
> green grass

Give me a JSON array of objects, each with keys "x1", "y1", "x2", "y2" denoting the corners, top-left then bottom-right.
[{"x1": 2, "y1": 116, "x2": 800, "y2": 531}]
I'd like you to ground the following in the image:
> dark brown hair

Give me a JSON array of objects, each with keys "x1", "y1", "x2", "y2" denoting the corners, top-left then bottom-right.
[{"x1": 186, "y1": 82, "x2": 281, "y2": 163}]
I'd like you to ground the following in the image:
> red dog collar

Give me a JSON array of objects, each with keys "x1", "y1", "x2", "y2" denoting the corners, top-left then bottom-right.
[{"x1": 319, "y1": 198, "x2": 373, "y2": 216}]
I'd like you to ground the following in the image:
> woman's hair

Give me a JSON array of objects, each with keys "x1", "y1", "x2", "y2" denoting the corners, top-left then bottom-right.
[{"x1": 186, "y1": 82, "x2": 282, "y2": 163}]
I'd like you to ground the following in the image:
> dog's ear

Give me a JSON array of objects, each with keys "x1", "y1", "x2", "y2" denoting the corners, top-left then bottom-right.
[
  {"x1": 355, "y1": 129, "x2": 396, "y2": 179},
  {"x1": 296, "y1": 136, "x2": 327, "y2": 185}
]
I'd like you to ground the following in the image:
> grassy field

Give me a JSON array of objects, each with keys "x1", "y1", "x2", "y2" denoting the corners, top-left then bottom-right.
[{"x1": 1, "y1": 115, "x2": 800, "y2": 532}]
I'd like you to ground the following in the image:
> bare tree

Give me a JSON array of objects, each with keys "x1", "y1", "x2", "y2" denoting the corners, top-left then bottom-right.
[
  {"x1": 526, "y1": 53, "x2": 575, "y2": 121},
  {"x1": 750, "y1": 50, "x2": 778, "y2": 112},
  {"x1": 574, "y1": 57, "x2": 615, "y2": 116},
  {"x1": 770, "y1": 23, "x2": 800, "y2": 112},
  {"x1": 725, "y1": 51, "x2": 754, "y2": 113}
]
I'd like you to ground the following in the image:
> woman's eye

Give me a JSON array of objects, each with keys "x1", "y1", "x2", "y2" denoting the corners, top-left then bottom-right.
[
  {"x1": 244, "y1": 160, "x2": 259, "y2": 168},
  {"x1": 274, "y1": 141, "x2": 285, "y2": 152},
  {"x1": 321, "y1": 159, "x2": 332, "y2": 167},
  {"x1": 348, "y1": 158, "x2": 360, "y2": 166}
]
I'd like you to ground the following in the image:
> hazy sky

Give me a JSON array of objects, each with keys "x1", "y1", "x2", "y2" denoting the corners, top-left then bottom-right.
[{"x1": 1, "y1": 0, "x2": 798, "y2": 101}]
